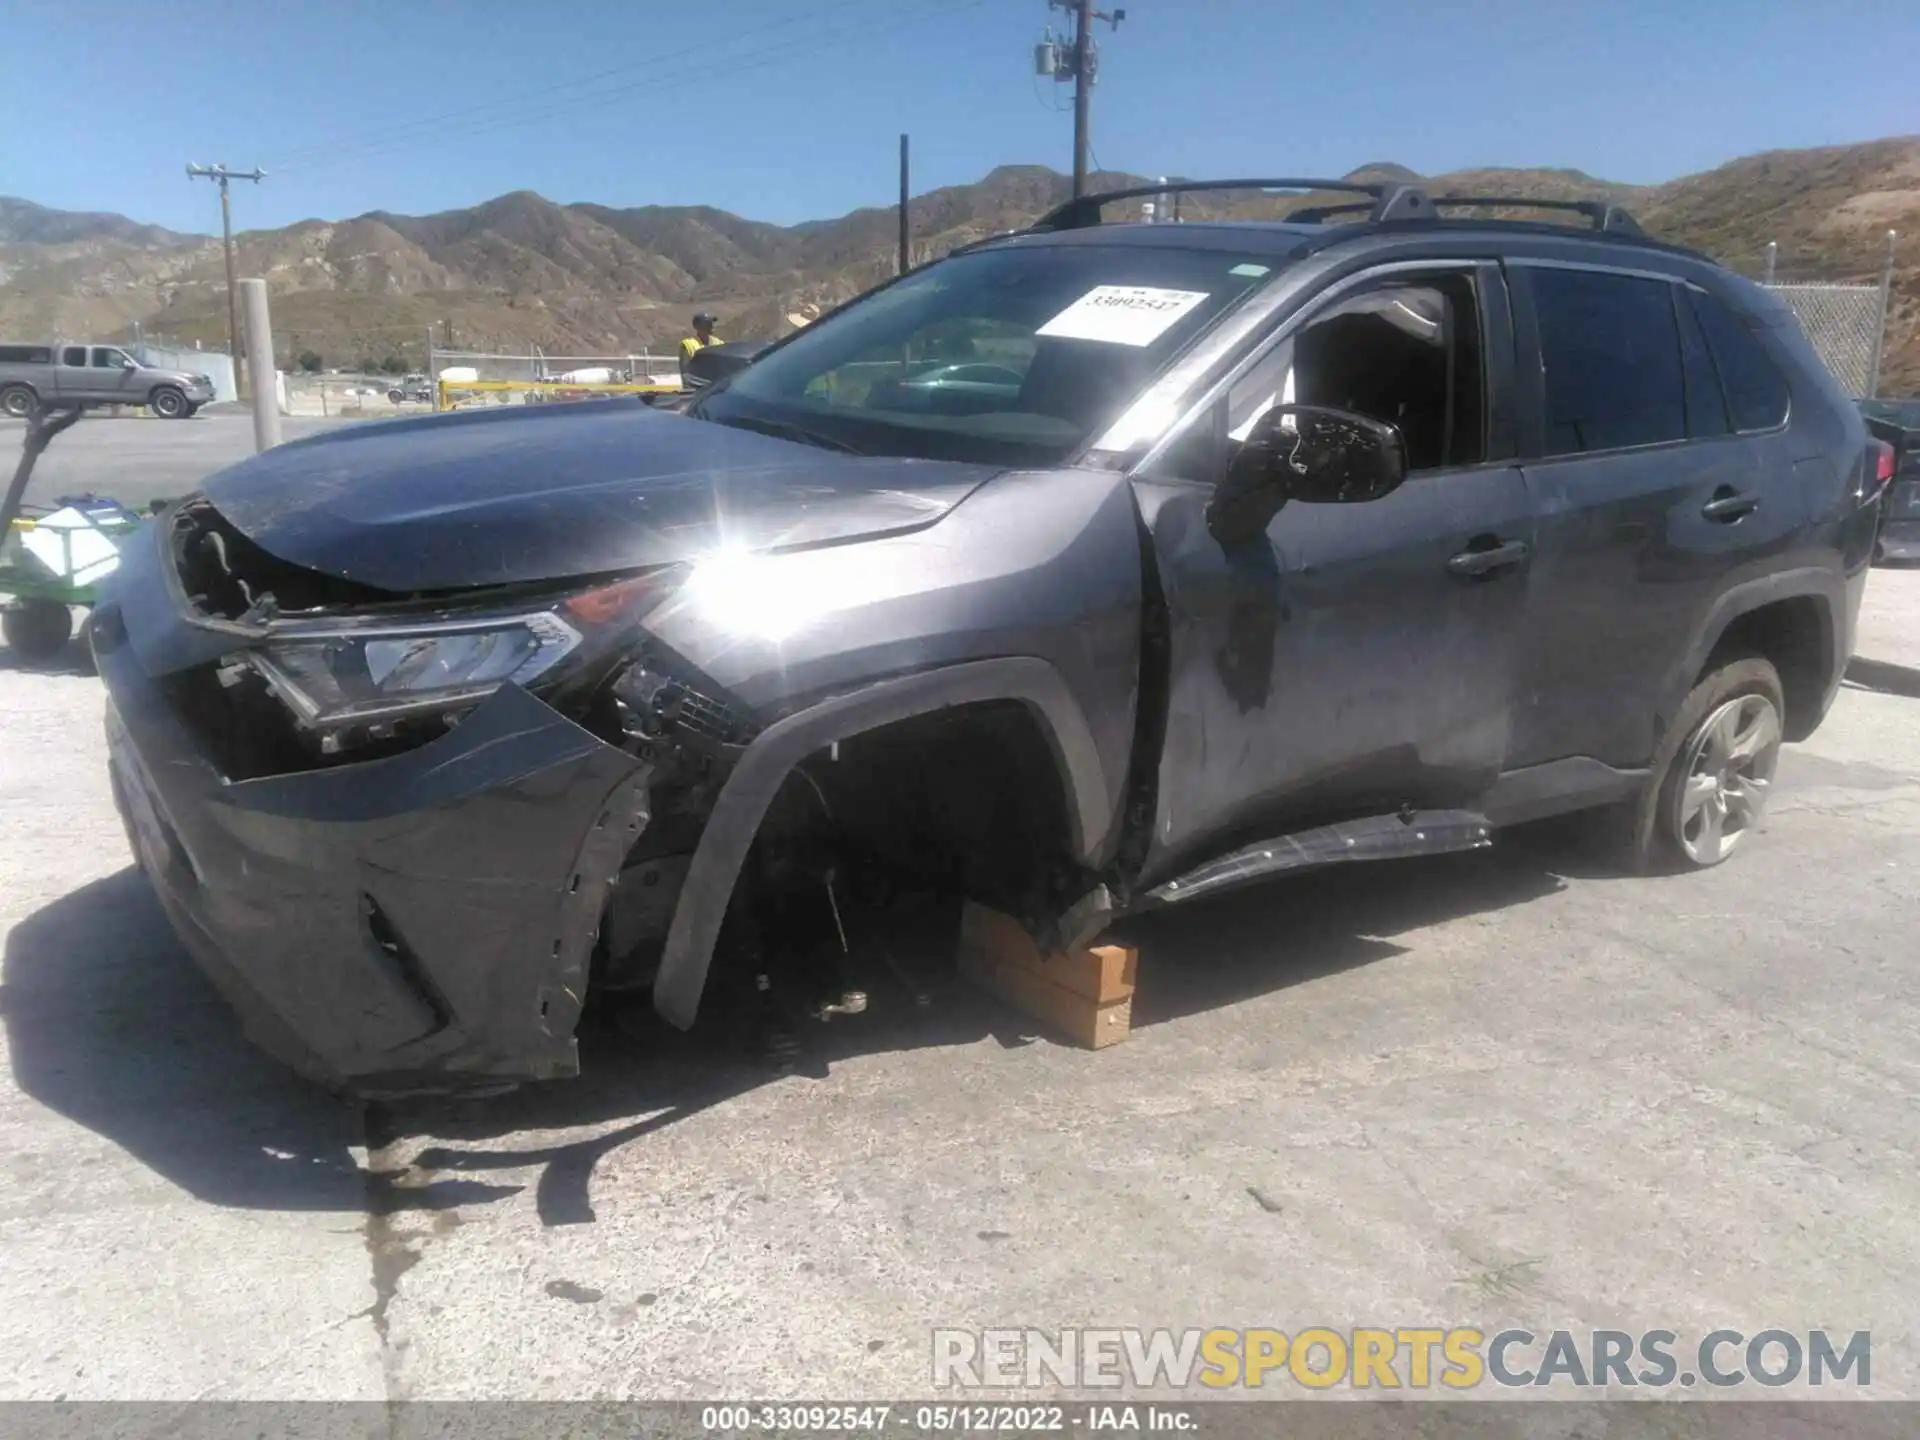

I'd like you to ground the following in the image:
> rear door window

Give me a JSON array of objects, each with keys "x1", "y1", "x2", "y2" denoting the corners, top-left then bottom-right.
[
  {"x1": 61, "y1": 346, "x2": 87, "y2": 367},
  {"x1": 1675, "y1": 284, "x2": 1731, "y2": 439},
  {"x1": 1530, "y1": 268, "x2": 1686, "y2": 456},
  {"x1": 1687, "y1": 288, "x2": 1790, "y2": 432}
]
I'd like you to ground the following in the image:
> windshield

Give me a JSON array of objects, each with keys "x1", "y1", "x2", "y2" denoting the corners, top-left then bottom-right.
[{"x1": 696, "y1": 242, "x2": 1283, "y2": 465}]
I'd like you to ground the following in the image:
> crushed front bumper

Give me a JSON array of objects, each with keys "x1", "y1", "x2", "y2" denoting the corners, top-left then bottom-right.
[{"x1": 96, "y1": 617, "x2": 651, "y2": 1095}]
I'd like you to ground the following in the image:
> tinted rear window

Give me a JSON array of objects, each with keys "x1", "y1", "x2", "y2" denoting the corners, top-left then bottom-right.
[
  {"x1": 1532, "y1": 268, "x2": 1686, "y2": 456},
  {"x1": 0, "y1": 345, "x2": 53, "y2": 364},
  {"x1": 1688, "y1": 288, "x2": 1790, "y2": 432}
]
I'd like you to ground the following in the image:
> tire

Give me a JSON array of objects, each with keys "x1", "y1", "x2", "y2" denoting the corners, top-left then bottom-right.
[
  {"x1": 0, "y1": 384, "x2": 37, "y2": 419},
  {"x1": 149, "y1": 385, "x2": 188, "y2": 419},
  {"x1": 1623, "y1": 657, "x2": 1785, "y2": 873},
  {"x1": 3, "y1": 599, "x2": 74, "y2": 663},
  {"x1": 182, "y1": 402, "x2": 200, "y2": 418}
]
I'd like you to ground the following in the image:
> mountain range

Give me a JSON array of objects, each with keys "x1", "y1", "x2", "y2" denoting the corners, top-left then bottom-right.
[{"x1": 1, "y1": 136, "x2": 1915, "y2": 393}]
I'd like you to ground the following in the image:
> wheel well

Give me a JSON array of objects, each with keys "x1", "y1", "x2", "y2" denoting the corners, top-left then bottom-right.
[
  {"x1": 1700, "y1": 596, "x2": 1831, "y2": 741},
  {"x1": 770, "y1": 699, "x2": 1077, "y2": 919}
]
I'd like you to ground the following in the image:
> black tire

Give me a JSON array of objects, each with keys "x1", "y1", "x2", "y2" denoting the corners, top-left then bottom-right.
[
  {"x1": 3, "y1": 599, "x2": 74, "y2": 662},
  {"x1": 1620, "y1": 657, "x2": 1785, "y2": 874},
  {"x1": 0, "y1": 384, "x2": 37, "y2": 419},
  {"x1": 149, "y1": 385, "x2": 188, "y2": 419},
  {"x1": 182, "y1": 402, "x2": 200, "y2": 418}
]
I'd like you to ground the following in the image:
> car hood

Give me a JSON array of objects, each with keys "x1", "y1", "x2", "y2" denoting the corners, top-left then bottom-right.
[{"x1": 200, "y1": 402, "x2": 1001, "y2": 592}]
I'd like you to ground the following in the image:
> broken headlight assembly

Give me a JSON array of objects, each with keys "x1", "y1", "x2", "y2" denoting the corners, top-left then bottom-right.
[{"x1": 241, "y1": 570, "x2": 684, "y2": 750}]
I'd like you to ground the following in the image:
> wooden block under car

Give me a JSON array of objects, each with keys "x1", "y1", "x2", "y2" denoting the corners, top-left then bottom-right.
[{"x1": 957, "y1": 901, "x2": 1136, "y2": 1049}]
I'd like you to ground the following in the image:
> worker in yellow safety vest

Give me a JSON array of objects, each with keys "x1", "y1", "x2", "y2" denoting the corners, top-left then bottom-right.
[{"x1": 679, "y1": 312, "x2": 721, "y2": 380}]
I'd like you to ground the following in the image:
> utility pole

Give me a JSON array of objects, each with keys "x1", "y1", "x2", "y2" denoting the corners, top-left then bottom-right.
[
  {"x1": 898, "y1": 134, "x2": 912, "y2": 275},
  {"x1": 186, "y1": 163, "x2": 265, "y2": 387},
  {"x1": 1039, "y1": 1, "x2": 1125, "y2": 197}
]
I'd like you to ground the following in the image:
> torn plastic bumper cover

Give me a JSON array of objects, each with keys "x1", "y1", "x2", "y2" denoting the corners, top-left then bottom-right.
[{"x1": 100, "y1": 634, "x2": 651, "y2": 1094}]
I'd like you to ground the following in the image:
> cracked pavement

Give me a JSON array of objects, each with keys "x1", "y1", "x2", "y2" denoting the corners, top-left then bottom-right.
[{"x1": 2, "y1": 418, "x2": 1918, "y2": 1399}]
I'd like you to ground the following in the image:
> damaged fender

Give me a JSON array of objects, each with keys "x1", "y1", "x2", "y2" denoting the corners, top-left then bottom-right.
[{"x1": 651, "y1": 657, "x2": 1111, "y2": 1030}]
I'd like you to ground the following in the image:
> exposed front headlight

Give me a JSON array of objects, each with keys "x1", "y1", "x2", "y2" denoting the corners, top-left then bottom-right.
[
  {"x1": 238, "y1": 568, "x2": 684, "y2": 750},
  {"x1": 250, "y1": 611, "x2": 582, "y2": 732}
]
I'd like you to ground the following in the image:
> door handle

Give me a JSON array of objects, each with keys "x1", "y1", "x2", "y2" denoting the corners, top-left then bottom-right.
[
  {"x1": 1702, "y1": 488, "x2": 1759, "y2": 522},
  {"x1": 1447, "y1": 539, "x2": 1530, "y2": 578}
]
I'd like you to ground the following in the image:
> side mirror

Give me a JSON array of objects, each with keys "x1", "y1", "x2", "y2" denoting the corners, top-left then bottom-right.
[{"x1": 1206, "y1": 404, "x2": 1409, "y2": 548}]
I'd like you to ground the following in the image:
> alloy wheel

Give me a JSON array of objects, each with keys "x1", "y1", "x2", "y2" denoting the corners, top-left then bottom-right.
[{"x1": 1671, "y1": 692, "x2": 1781, "y2": 865}]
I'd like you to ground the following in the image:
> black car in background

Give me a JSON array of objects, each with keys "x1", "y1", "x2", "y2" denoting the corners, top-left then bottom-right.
[
  {"x1": 95, "y1": 177, "x2": 1882, "y2": 1094},
  {"x1": 1862, "y1": 398, "x2": 1920, "y2": 562}
]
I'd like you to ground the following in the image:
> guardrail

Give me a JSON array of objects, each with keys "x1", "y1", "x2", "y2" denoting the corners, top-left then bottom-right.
[{"x1": 436, "y1": 378, "x2": 684, "y2": 411}]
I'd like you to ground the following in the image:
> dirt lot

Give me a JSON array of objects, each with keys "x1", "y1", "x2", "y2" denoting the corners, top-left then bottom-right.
[{"x1": 3, "y1": 416, "x2": 1919, "y2": 1401}]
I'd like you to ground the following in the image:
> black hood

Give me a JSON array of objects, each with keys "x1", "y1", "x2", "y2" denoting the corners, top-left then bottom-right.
[{"x1": 200, "y1": 402, "x2": 998, "y2": 593}]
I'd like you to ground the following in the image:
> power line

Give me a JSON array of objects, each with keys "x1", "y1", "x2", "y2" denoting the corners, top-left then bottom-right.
[
  {"x1": 275, "y1": 0, "x2": 980, "y2": 174},
  {"x1": 261, "y1": 0, "x2": 881, "y2": 167}
]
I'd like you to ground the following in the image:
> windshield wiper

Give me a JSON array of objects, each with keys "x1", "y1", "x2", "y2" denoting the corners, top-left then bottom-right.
[{"x1": 711, "y1": 413, "x2": 865, "y2": 456}]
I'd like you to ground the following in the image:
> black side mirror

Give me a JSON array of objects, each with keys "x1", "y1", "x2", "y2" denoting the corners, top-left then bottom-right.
[{"x1": 1206, "y1": 404, "x2": 1409, "y2": 548}]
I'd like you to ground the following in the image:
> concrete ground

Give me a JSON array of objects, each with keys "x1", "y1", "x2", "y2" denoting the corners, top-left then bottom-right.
[
  {"x1": 2, "y1": 415, "x2": 1919, "y2": 1402},
  {"x1": 2, "y1": 411, "x2": 357, "y2": 513}
]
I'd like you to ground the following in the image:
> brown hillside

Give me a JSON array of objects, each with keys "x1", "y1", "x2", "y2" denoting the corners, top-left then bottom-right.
[{"x1": 2, "y1": 137, "x2": 1914, "y2": 390}]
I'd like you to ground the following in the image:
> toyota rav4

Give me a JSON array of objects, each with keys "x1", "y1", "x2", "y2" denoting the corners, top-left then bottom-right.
[{"x1": 92, "y1": 178, "x2": 1885, "y2": 1094}]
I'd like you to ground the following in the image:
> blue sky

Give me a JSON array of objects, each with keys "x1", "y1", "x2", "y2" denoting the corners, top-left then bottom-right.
[{"x1": 3, "y1": 0, "x2": 1914, "y2": 236}]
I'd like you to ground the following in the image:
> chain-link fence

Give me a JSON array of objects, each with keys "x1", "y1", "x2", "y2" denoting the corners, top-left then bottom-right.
[{"x1": 1760, "y1": 282, "x2": 1887, "y2": 399}]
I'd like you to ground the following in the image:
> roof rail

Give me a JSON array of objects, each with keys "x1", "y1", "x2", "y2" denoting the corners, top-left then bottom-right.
[
  {"x1": 1025, "y1": 178, "x2": 1645, "y2": 238},
  {"x1": 1027, "y1": 178, "x2": 1437, "y2": 232},
  {"x1": 1426, "y1": 195, "x2": 1645, "y2": 235}
]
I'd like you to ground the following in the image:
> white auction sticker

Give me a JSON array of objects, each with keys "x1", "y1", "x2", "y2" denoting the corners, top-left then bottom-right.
[{"x1": 1036, "y1": 285, "x2": 1210, "y2": 347}]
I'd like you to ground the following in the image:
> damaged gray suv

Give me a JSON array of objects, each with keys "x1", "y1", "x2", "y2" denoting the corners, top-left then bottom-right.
[{"x1": 93, "y1": 178, "x2": 1884, "y2": 1094}]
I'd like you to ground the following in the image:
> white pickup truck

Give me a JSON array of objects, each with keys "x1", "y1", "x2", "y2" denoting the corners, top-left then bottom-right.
[{"x1": 0, "y1": 342, "x2": 217, "y2": 420}]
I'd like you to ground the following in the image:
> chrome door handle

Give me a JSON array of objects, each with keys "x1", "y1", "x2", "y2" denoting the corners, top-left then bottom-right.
[{"x1": 1447, "y1": 539, "x2": 1530, "y2": 577}]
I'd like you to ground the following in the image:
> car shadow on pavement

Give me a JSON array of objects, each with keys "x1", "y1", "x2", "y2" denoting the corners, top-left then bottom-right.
[
  {"x1": 0, "y1": 646, "x2": 96, "y2": 678},
  {"x1": 1, "y1": 867, "x2": 368, "y2": 1212},
  {"x1": 380, "y1": 831, "x2": 1587, "y2": 1226},
  {"x1": 6, "y1": 828, "x2": 1597, "y2": 1226}
]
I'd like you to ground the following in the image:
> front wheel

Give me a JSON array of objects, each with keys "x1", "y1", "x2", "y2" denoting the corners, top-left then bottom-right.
[
  {"x1": 149, "y1": 385, "x2": 188, "y2": 419},
  {"x1": 3, "y1": 599, "x2": 75, "y2": 663},
  {"x1": 1628, "y1": 658, "x2": 1785, "y2": 872}
]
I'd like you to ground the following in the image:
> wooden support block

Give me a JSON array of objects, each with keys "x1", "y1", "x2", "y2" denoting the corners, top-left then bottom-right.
[{"x1": 957, "y1": 901, "x2": 1136, "y2": 1049}]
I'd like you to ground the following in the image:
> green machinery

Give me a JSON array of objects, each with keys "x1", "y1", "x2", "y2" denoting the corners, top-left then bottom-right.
[{"x1": 1, "y1": 408, "x2": 154, "y2": 665}]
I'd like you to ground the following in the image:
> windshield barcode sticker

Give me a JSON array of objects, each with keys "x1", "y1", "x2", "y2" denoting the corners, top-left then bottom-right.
[{"x1": 1036, "y1": 285, "x2": 1210, "y2": 347}]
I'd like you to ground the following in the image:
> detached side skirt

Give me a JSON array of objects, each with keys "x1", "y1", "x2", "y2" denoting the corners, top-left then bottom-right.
[{"x1": 1145, "y1": 809, "x2": 1493, "y2": 907}]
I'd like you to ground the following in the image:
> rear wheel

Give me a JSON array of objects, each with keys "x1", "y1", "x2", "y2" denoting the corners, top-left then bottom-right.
[
  {"x1": 0, "y1": 384, "x2": 37, "y2": 419},
  {"x1": 3, "y1": 599, "x2": 74, "y2": 663},
  {"x1": 149, "y1": 385, "x2": 188, "y2": 419},
  {"x1": 1626, "y1": 658, "x2": 1784, "y2": 872}
]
